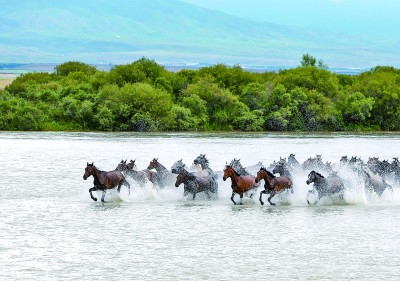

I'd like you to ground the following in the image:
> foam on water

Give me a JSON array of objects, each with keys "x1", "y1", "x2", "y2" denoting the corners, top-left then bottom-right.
[
  {"x1": 80, "y1": 166, "x2": 400, "y2": 207},
  {"x1": 2, "y1": 132, "x2": 400, "y2": 281}
]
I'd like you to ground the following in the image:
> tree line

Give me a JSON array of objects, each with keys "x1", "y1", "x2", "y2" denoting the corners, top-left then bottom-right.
[{"x1": 1, "y1": 55, "x2": 399, "y2": 132}]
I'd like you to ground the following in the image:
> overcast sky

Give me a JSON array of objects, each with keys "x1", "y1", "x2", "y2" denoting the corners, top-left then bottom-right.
[{"x1": 180, "y1": 0, "x2": 399, "y2": 40}]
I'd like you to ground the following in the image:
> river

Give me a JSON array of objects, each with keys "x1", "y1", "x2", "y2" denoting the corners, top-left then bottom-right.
[{"x1": 1, "y1": 132, "x2": 399, "y2": 280}]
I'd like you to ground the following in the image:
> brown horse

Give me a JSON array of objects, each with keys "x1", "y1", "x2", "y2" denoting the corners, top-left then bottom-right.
[
  {"x1": 223, "y1": 165, "x2": 258, "y2": 205},
  {"x1": 255, "y1": 167, "x2": 293, "y2": 206},
  {"x1": 83, "y1": 162, "x2": 130, "y2": 202}
]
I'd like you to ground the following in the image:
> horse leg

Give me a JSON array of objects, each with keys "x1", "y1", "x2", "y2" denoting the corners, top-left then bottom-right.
[
  {"x1": 123, "y1": 180, "x2": 131, "y2": 194},
  {"x1": 205, "y1": 191, "x2": 211, "y2": 200},
  {"x1": 259, "y1": 189, "x2": 267, "y2": 205},
  {"x1": 249, "y1": 190, "x2": 254, "y2": 198},
  {"x1": 230, "y1": 192, "x2": 237, "y2": 205},
  {"x1": 267, "y1": 190, "x2": 277, "y2": 206},
  {"x1": 101, "y1": 190, "x2": 106, "y2": 203},
  {"x1": 89, "y1": 187, "x2": 99, "y2": 201},
  {"x1": 239, "y1": 193, "x2": 244, "y2": 205},
  {"x1": 307, "y1": 189, "x2": 315, "y2": 205}
]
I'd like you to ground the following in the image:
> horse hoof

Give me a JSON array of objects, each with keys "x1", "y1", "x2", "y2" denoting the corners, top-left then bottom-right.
[
  {"x1": 92, "y1": 198, "x2": 97, "y2": 202},
  {"x1": 270, "y1": 202, "x2": 276, "y2": 206},
  {"x1": 260, "y1": 201, "x2": 264, "y2": 205}
]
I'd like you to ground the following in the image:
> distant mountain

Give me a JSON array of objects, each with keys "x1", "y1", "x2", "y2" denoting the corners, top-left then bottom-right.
[{"x1": 0, "y1": 0, "x2": 398, "y2": 67}]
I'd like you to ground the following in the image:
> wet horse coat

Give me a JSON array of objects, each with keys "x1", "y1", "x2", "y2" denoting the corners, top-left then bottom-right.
[
  {"x1": 83, "y1": 162, "x2": 130, "y2": 202},
  {"x1": 306, "y1": 170, "x2": 344, "y2": 203},
  {"x1": 147, "y1": 158, "x2": 175, "y2": 188},
  {"x1": 255, "y1": 167, "x2": 292, "y2": 205},
  {"x1": 175, "y1": 169, "x2": 218, "y2": 199},
  {"x1": 223, "y1": 165, "x2": 258, "y2": 205}
]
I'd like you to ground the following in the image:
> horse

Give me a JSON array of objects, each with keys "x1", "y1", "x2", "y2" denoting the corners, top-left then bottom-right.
[
  {"x1": 116, "y1": 160, "x2": 159, "y2": 187},
  {"x1": 272, "y1": 161, "x2": 293, "y2": 179},
  {"x1": 347, "y1": 159, "x2": 392, "y2": 196},
  {"x1": 83, "y1": 162, "x2": 130, "y2": 202},
  {"x1": 287, "y1": 153, "x2": 301, "y2": 171},
  {"x1": 302, "y1": 155, "x2": 324, "y2": 171},
  {"x1": 229, "y1": 158, "x2": 250, "y2": 175},
  {"x1": 175, "y1": 169, "x2": 218, "y2": 200},
  {"x1": 222, "y1": 165, "x2": 258, "y2": 205},
  {"x1": 193, "y1": 154, "x2": 218, "y2": 179},
  {"x1": 255, "y1": 167, "x2": 293, "y2": 206},
  {"x1": 361, "y1": 166, "x2": 392, "y2": 196},
  {"x1": 306, "y1": 170, "x2": 344, "y2": 203},
  {"x1": 171, "y1": 159, "x2": 186, "y2": 174},
  {"x1": 147, "y1": 158, "x2": 175, "y2": 187}
]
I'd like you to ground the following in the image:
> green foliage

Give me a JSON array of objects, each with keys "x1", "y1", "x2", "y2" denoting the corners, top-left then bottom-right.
[
  {"x1": 342, "y1": 91, "x2": 374, "y2": 123},
  {"x1": 197, "y1": 64, "x2": 260, "y2": 95},
  {"x1": 301, "y1": 53, "x2": 328, "y2": 69},
  {"x1": 240, "y1": 82, "x2": 268, "y2": 110},
  {"x1": 274, "y1": 66, "x2": 339, "y2": 99},
  {"x1": 55, "y1": 61, "x2": 97, "y2": 76},
  {"x1": 1, "y1": 57, "x2": 400, "y2": 132}
]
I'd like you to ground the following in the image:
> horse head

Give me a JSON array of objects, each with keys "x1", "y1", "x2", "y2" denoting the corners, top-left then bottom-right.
[
  {"x1": 193, "y1": 154, "x2": 209, "y2": 168},
  {"x1": 171, "y1": 159, "x2": 185, "y2": 174},
  {"x1": 272, "y1": 164, "x2": 282, "y2": 175},
  {"x1": 115, "y1": 159, "x2": 127, "y2": 171},
  {"x1": 175, "y1": 173, "x2": 185, "y2": 187},
  {"x1": 83, "y1": 162, "x2": 95, "y2": 180},
  {"x1": 223, "y1": 165, "x2": 236, "y2": 181},
  {"x1": 255, "y1": 167, "x2": 275, "y2": 183},
  {"x1": 148, "y1": 158, "x2": 159, "y2": 170},
  {"x1": 127, "y1": 160, "x2": 137, "y2": 171},
  {"x1": 306, "y1": 170, "x2": 324, "y2": 185}
]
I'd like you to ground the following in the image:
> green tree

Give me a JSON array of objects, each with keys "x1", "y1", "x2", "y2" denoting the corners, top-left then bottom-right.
[
  {"x1": 55, "y1": 61, "x2": 97, "y2": 76},
  {"x1": 342, "y1": 91, "x2": 374, "y2": 124}
]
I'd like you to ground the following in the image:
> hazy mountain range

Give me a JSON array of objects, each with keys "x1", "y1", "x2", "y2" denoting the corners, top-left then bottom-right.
[{"x1": 1, "y1": 0, "x2": 399, "y2": 68}]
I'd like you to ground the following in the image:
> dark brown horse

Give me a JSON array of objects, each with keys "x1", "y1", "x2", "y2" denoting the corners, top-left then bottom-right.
[
  {"x1": 83, "y1": 162, "x2": 130, "y2": 202},
  {"x1": 175, "y1": 169, "x2": 218, "y2": 200},
  {"x1": 255, "y1": 167, "x2": 293, "y2": 205},
  {"x1": 223, "y1": 165, "x2": 258, "y2": 205}
]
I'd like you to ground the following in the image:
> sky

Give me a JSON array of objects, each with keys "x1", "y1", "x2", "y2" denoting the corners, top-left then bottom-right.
[{"x1": 180, "y1": 0, "x2": 400, "y2": 40}]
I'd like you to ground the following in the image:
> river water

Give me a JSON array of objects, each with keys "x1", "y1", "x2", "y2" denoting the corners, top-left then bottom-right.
[{"x1": 1, "y1": 132, "x2": 399, "y2": 280}]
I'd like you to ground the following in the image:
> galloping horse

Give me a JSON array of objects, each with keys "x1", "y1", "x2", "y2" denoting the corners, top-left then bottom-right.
[
  {"x1": 193, "y1": 154, "x2": 218, "y2": 179},
  {"x1": 272, "y1": 161, "x2": 293, "y2": 179},
  {"x1": 83, "y1": 162, "x2": 130, "y2": 202},
  {"x1": 147, "y1": 158, "x2": 175, "y2": 187},
  {"x1": 175, "y1": 169, "x2": 218, "y2": 200},
  {"x1": 255, "y1": 167, "x2": 293, "y2": 206},
  {"x1": 229, "y1": 158, "x2": 250, "y2": 176},
  {"x1": 116, "y1": 159, "x2": 159, "y2": 186},
  {"x1": 171, "y1": 159, "x2": 186, "y2": 174},
  {"x1": 223, "y1": 165, "x2": 258, "y2": 205},
  {"x1": 306, "y1": 170, "x2": 344, "y2": 203}
]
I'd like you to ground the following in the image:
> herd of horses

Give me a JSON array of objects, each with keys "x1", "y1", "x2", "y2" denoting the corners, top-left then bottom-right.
[{"x1": 83, "y1": 153, "x2": 398, "y2": 205}]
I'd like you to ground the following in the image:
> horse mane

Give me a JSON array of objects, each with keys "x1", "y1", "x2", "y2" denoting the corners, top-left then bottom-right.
[
  {"x1": 311, "y1": 170, "x2": 325, "y2": 178},
  {"x1": 227, "y1": 165, "x2": 241, "y2": 177},
  {"x1": 197, "y1": 154, "x2": 209, "y2": 164},
  {"x1": 260, "y1": 167, "x2": 276, "y2": 178}
]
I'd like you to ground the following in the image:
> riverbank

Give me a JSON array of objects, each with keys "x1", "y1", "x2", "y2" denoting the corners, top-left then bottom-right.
[{"x1": 0, "y1": 74, "x2": 15, "y2": 90}]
